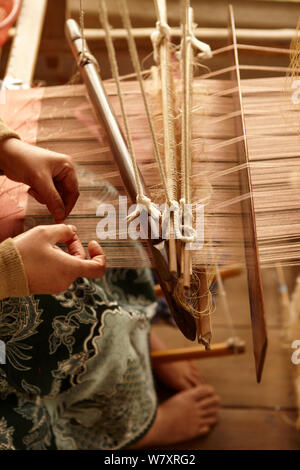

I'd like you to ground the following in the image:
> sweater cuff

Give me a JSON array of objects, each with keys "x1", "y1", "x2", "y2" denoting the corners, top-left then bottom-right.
[
  {"x1": 0, "y1": 120, "x2": 20, "y2": 142},
  {"x1": 0, "y1": 238, "x2": 30, "y2": 299},
  {"x1": 0, "y1": 122, "x2": 20, "y2": 175}
]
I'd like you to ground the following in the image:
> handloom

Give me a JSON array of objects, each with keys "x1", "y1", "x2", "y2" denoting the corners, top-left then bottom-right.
[{"x1": 2, "y1": 1, "x2": 300, "y2": 382}]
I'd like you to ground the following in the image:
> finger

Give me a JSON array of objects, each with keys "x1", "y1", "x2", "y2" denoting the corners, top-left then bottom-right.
[
  {"x1": 55, "y1": 247, "x2": 105, "y2": 280},
  {"x1": 66, "y1": 233, "x2": 87, "y2": 259},
  {"x1": 35, "y1": 178, "x2": 66, "y2": 221},
  {"x1": 54, "y1": 166, "x2": 79, "y2": 218},
  {"x1": 28, "y1": 188, "x2": 46, "y2": 205},
  {"x1": 45, "y1": 224, "x2": 78, "y2": 244},
  {"x1": 76, "y1": 258, "x2": 106, "y2": 279},
  {"x1": 88, "y1": 240, "x2": 105, "y2": 258}
]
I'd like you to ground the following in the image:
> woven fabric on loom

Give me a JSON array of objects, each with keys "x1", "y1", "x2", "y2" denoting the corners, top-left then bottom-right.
[{"x1": 2, "y1": 75, "x2": 300, "y2": 269}]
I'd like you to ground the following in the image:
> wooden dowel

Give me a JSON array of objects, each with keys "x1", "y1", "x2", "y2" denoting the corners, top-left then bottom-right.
[
  {"x1": 151, "y1": 339, "x2": 245, "y2": 363},
  {"x1": 183, "y1": 250, "x2": 191, "y2": 288},
  {"x1": 212, "y1": 265, "x2": 243, "y2": 283},
  {"x1": 81, "y1": 26, "x2": 297, "y2": 43}
]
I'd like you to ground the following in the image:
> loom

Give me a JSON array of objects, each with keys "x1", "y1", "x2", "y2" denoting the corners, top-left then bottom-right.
[
  {"x1": 62, "y1": 0, "x2": 299, "y2": 383},
  {"x1": 2, "y1": 1, "x2": 300, "y2": 389}
]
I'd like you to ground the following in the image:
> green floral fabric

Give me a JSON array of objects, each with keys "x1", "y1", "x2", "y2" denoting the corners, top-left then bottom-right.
[{"x1": 0, "y1": 268, "x2": 157, "y2": 450}]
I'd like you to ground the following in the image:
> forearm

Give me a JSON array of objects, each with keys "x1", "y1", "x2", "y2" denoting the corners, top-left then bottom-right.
[{"x1": 0, "y1": 238, "x2": 29, "y2": 300}]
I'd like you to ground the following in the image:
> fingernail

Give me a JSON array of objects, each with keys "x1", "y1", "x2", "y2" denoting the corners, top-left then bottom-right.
[{"x1": 54, "y1": 208, "x2": 65, "y2": 220}]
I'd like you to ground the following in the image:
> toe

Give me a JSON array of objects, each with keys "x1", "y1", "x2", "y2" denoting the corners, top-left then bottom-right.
[
  {"x1": 200, "y1": 406, "x2": 219, "y2": 417},
  {"x1": 198, "y1": 425, "x2": 210, "y2": 436},
  {"x1": 192, "y1": 384, "x2": 215, "y2": 400},
  {"x1": 198, "y1": 395, "x2": 220, "y2": 409},
  {"x1": 202, "y1": 415, "x2": 218, "y2": 426},
  {"x1": 186, "y1": 375, "x2": 200, "y2": 388}
]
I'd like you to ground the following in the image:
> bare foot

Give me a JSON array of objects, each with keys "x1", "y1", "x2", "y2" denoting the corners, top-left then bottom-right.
[
  {"x1": 151, "y1": 331, "x2": 205, "y2": 390},
  {"x1": 130, "y1": 385, "x2": 220, "y2": 448},
  {"x1": 153, "y1": 359, "x2": 204, "y2": 391}
]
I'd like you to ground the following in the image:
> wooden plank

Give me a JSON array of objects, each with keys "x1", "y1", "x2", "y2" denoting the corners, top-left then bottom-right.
[
  {"x1": 43, "y1": 0, "x2": 66, "y2": 39},
  {"x1": 5, "y1": 0, "x2": 48, "y2": 85},
  {"x1": 228, "y1": 5, "x2": 267, "y2": 383},
  {"x1": 159, "y1": 408, "x2": 300, "y2": 450},
  {"x1": 42, "y1": 0, "x2": 67, "y2": 69}
]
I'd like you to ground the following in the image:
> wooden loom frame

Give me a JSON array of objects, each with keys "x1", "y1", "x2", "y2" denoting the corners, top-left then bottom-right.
[
  {"x1": 3, "y1": 0, "x2": 270, "y2": 367},
  {"x1": 66, "y1": 6, "x2": 268, "y2": 373}
]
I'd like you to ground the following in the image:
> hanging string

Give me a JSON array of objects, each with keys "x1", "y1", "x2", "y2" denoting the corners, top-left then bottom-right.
[
  {"x1": 98, "y1": 0, "x2": 160, "y2": 222},
  {"x1": 215, "y1": 264, "x2": 238, "y2": 342},
  {"x1": 154, "y1": 0, "x2": 178, "y2": 204},
  {"x1": 118, "y1": 0, "x2": 171, "y2": 206},
  {"x1": 78, "y1": 0, "x2": 100, "y2": 71},
  {"x1": 153, "y1": 0, "x2": 179, "y2": 273}
]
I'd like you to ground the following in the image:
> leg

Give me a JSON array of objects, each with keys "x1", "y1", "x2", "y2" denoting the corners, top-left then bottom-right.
[{"x1": 128, "y1": 330, "x2": 220, "y2": 448}]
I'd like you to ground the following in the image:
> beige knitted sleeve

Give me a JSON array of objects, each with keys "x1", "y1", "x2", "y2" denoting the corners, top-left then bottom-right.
[
  {"x1": 0, "y1": 119, "x2": 20, "y2": 174},
  {"x1": 0, "y1": 238, "x2": 29, "y2": 300}
]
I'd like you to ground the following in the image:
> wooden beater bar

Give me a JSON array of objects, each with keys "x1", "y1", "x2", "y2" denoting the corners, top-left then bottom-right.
[{"x1": 228, "y1": 5, "x2": 267, "y2": 383}]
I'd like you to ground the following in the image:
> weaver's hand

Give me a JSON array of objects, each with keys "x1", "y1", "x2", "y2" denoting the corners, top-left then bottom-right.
[
  {"x1": 14, "y1": 225, "x2": 106, "y2": 295},
  {"x1": 0, "y1": 138, "x2": 79, "y2": 222}
]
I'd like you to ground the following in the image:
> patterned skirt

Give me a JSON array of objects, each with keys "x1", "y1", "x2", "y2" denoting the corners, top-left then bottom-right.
[{"x1": 0, "y1": 268, "x2": 157, "y2": 450}]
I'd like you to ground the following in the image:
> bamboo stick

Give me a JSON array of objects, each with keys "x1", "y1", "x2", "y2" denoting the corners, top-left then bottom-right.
[
  {"x1": 155, "y1": 0, "x2": 178, "y2": 275},
  {"x1": 151, "y1": 338, "x2": 245, "y2": 363}
]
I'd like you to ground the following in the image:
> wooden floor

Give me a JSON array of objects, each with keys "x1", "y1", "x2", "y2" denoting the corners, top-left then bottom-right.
[{"x1": 153, "y1": 268, "x2": 300, "y2": 450}]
